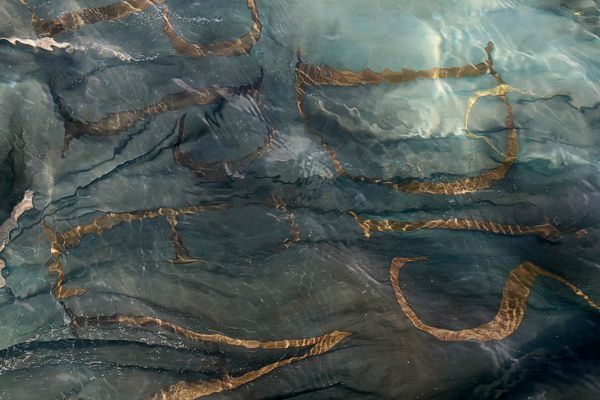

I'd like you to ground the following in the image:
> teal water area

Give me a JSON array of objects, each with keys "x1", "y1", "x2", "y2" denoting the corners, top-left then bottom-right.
[{"x1": 1, "y1": 1, "x2": 600, "y2": 399}]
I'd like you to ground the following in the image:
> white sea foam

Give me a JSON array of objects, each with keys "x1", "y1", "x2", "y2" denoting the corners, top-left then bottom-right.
[{"x1": 0, "y1": 36, "x2": 151, "y2": 62}]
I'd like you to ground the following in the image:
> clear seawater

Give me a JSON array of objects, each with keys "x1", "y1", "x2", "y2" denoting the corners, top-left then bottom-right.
[{"x1": 1, "y1": 0, "x2": 600, "y2": 399}]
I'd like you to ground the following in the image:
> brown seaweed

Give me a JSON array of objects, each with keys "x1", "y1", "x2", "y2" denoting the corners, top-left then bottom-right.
[
  {"x1": 350, "y1": 213, "x2": 561, "y2": 241},
  {"x1": 162, "y1": 0, "x2": 262, "y2": 57},
  {"x1": 40, "y1": 197, "x2": 305, "y2": 299},
  {"x1": 74, "y1": 314, "x2": 350, "y2": 399},
  {"x1": 41, "y1": 202, "x2": 233, "y2": 299},
  {"x1": 172, "y1": 113, "x2": 278, "y2": 182},
  {"x1": 272, "y1": 197, "x2": 301, "y2": 248},
  {"x1": 20, "y1": 0, "x2": 165, "y2": 38},
  {"x1": 57, "y1": 72, "x2": 263, "y2": 156},
  {"x1": 295, "y1": 43, "x2": 493, "y2": 109},
  {"x1": 165, "y1": 214, "x2": 206, "y2": 265},
  {"x1": 390, "y1": 257, "x2": 600, "y2": 341},
  {"x1": 295, "y1": 42, "x2": 521, "y2": 195}
]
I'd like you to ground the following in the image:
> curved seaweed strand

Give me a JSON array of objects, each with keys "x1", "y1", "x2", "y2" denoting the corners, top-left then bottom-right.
[
  {"x1": 73, "y1": 314, "x2": 350, "y2": 399},
  {"x1": 55, "y1": 72, "x2": 263, "y2": 156},
  {"x1": 19, "y1": 0, "x2": 165, "y2": 38},
  {"x1": 295, "y1": 42, "x2": 494, "y2": 118},
  {"x1": 40, "y1": 197, "x2": 301, "y2": 299},
  {"x1": 350, "y1": 212, "x2": 561, "y2": 241},
  {"x1": 162, "y1": 0, "x2": 262, "y2": 57},
  {"x1": 74, "y1": 314, "x2": 349, "y2": 349},
  {"x1": 394, "y1": 83, "x2": 517, "y2": 194},
  {"x1": 390, "y1": 257, "x2": 600, "y2": 341},
  {"x1": 40, "y1": 202, "x2": 233, "y2": 299},
  {"x1": 164, "y1": 214, "x2": 206, "y2": 265},
  {"x1": 172, "y1": 112, "x2": 278, "y2": 183},
  {"x1": 272, "y1": 196, "x2": 301, "y2": 248},
  {"x1": 295, "y1": 42, "x2": 520, "y2": 195}
]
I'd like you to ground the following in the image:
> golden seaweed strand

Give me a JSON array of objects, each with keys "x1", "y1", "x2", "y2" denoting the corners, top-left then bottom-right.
[
  {"x1": 390, "y1": 257, "x2": 600, "y2": 341},
  {"x1": 57, "y1": 73, "x2": 263, "y2": 156},
  {"x1": 165, "y1": 215, "x2": 206, "y2": 265},
  {"x1": 272, "y1": 197, "x2": 301, "y2": 248},
  {"x1": 173, "y1": 112, "x2": 278, "y2": 183},
  {"x1": 73, "y1": 314, "x2": 350, "y2": 399},
  {"x1": 162, "y1": 0, "x2": 262, "y2": 57},
  {"x1": 40, "y1": 198, "x2": 304, "y2": 299},
  {"x1": 394, "y1": 83, "x2": 518, "y2": 194},
  {"x1": 350, "y1": 212, "x2": 561, "y2": 240},
  {"x1": 337, "y1": 84, "x2": 517, "y2": 194},
  {"x1": 145, "y1": 331, "x2": 348, "y2": 399},
  {"x1": 295, "y1": 42, "x2": 521, "y2": 195},
  {"x1": 172, "y1": 113, "x2": 230, "y2": 182},
  {"x1": 41, "y1": 203, "x2": 232, "y2": 299},
  {"x1": 40, "y1": 219, "x2": 86, "y2": 299},
  {"x1": 295, "y1": 42, "x2": 494, "y2": 119},
  {"x1": 74, "y1": 314, "x2": 348, "y2": 350},
  {"x1": 20, "y1": 0, "x2": 165, "y2": 38},
  {"x1": 294, "y1": 42, "x2": 494, "y2": 173},
  {"x1": 463, "y1": 84, "x2": 531, "y2": 156}
]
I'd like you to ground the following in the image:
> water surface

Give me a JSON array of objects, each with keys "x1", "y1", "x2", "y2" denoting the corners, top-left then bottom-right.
[{"x1": 1, "y1": 1, "x2": 600, "y2": 399}]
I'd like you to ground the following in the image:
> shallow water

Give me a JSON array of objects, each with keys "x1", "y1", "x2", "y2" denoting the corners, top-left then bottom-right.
[{"x1": 0, "y1": 0, "x2": 600, "y2": 399}]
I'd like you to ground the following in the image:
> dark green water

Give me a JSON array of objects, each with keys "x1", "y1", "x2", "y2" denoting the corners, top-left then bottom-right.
[{"x1": 1, "y1": 1, "x2": 599, "y2": 399}]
